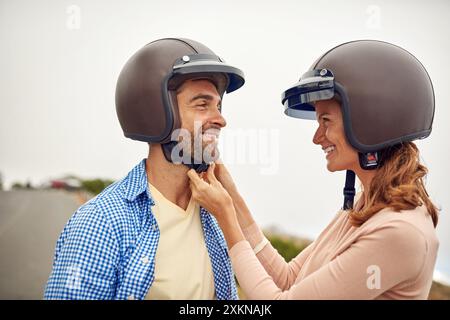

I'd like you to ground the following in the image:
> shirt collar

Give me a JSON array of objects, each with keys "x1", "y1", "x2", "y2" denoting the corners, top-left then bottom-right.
[{"x1": 121, "y1": 159, "x2": 155, "y2": 205}]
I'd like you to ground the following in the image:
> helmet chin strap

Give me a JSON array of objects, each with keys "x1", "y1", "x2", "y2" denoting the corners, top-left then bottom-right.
[
  {"x1": 161, "y1": 142, "x2": 210, "y2": 173},
  {"x1": 343, "y1": 151, "x2": 381, "y2": 210}
]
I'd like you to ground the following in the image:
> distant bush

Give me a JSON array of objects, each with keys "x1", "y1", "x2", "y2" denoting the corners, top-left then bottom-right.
[
  {"x1": 12, "y1": 182, "x2": 25, "y2": 189},
  {"x1": 81, "y1": 179, "x2": 114, "y2": 195},
  {"x1": 11, "y1": 181, "x2": 33, "y2": 189}
]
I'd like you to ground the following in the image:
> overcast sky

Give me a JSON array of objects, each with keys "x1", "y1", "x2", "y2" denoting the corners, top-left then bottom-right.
[{"x1": 1, "y1": 0, "x2": 449, "y2": 279}]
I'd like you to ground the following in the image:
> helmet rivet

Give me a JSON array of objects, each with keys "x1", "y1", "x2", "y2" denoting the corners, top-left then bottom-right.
[
  {"x1": 320, "y1": 69, "x2": 327, "y2": 76},
  {"x1": 182, "y1": 55, "x2": 190, "y2": 62}
]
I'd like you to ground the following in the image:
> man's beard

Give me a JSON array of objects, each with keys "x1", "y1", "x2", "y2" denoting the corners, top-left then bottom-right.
[
  {"x1": 189, "y1": 130, "x2": 220, "y2": 164},
  {"x1": 166, "y1": 120, "x2": 221, "y2": 169},
  {"x1": 169, "y1": 123, "x2": 220, "y2": 165}
]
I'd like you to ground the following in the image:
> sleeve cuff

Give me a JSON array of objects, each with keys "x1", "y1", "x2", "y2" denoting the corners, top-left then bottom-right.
[{"x1": 241, "y1": 222, "x2": 266, "y2": 248}]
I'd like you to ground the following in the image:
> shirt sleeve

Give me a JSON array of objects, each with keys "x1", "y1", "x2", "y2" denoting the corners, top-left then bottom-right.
[
  {"x1": 241, "y1": 222, "x2": 316, "y2": 290},
  {"x1": 230, "y1": 220, "x2": 428, "y2": 299},
  {"x1": 44, "y1": 203, "x2": 120, "y2": 300}
]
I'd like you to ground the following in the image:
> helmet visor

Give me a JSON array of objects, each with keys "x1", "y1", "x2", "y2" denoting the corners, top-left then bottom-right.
[
  {"x1": 171, "y1": 54, "x2": 245, "y2": 93},
  {"x1": 281, "y1": 69, "x2": 335, "y2": 120}
]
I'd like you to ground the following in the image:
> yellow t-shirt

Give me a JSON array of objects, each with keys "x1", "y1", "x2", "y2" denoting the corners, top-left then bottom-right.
[{"x1": 145, "y1": 183, "x2": 216, "y2": 300}]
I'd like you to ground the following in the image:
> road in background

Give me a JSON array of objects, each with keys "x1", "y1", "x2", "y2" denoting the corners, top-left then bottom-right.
[{"x1": 0, "y1": 190, "x2": 80, "y2": 299}]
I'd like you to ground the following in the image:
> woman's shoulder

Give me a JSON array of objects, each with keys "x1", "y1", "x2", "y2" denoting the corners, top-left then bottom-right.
[
  {"x1": 369, "y1": 204, "x2": 433, "y2": 227},
  {"x1": 362, "y1": 205, "x2": 439, "y2": 252}
]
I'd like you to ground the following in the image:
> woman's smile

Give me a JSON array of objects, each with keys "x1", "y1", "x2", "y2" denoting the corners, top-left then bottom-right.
[{"x1": 323, "y1": 145, "x2": 336, "y2": 159}]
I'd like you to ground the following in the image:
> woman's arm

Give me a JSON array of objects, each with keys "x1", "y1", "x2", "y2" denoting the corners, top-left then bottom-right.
[
  {"x1": 188, "y1": 164, "x2": 313, "y2": 290},
  {"x1": 229, "y1": 220, "x2": 428, "y2": 299},
  {"x1": 213, "y1": 163, "x2": 256, "y2": 231},
  {"x1": 188, "y1": 165, "x2": 429, "y2": 299}
]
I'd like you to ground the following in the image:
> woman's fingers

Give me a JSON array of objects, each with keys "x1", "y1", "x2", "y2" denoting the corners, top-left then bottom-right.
[
  {"x1": 189, "y1": 178, "x2": 204, "y2": 202},
  {"x1": 187, "y1": 169, "x2": 204, "y2": 188},
  {"x1": 207, "y1": 163, "x2": 219, "y2": 184},
  {"x1": 188, "y1": 181, "x2": 198, "y2": 198},
  {"x1": 187, "y1": 169, "x2": 211, "y2": 197}
]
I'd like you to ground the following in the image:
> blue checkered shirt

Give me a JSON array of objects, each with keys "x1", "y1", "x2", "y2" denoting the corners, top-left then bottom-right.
[{"x1": 44, "y1": 159, "x2": 237, "y2": 300}]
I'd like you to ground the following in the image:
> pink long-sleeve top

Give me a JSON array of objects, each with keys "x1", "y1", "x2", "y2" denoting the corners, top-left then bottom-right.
[{"x1": 229, "y1": 198, "x2": 439, "y2": 299}]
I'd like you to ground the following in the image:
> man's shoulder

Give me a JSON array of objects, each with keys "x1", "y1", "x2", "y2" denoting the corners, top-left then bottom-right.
[
  {"x1": 72, "y1": 161, "x2": 149, "y2": 229},
  {"x1": 69, "y1": 179, "x2": 129, "y2": 228}
]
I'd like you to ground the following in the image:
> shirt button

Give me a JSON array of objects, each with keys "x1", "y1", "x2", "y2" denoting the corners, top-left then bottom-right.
[
  {"x1": 141, "y1": 256, "x2": 149, "y2": 265},
  {"x1": 127, "y1": 294, "x2": 135, "y2": 300}
]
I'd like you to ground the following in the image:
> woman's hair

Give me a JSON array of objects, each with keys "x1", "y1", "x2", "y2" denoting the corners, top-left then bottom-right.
[{"x1": 348, "y1": 142, "x2": 439, "y2": 228}]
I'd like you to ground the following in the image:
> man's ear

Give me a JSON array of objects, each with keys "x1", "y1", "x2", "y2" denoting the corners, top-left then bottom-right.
[
  {"x1": 170, "y1": 89, "x2": 182, "y2": 131},
  {"x1": 148, "y1": 143, "x2": 158, "y2": 156}
]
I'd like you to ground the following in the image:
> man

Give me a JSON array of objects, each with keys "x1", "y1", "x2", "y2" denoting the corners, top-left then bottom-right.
[{"x1": 44, "y1": 38, "x2": 245, "y2": 300}]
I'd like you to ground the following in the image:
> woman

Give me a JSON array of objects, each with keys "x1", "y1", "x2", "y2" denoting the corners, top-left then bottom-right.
[{"x1": 187, "y1": 40, "x2": 439, "y2": 299}]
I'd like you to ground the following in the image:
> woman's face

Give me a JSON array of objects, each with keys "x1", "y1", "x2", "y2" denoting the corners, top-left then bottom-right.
[{"x1": 313, "y1": 99, "x2": 359, "y2": 172}]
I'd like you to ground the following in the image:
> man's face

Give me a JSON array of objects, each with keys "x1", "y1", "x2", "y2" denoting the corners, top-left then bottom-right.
[{"x1": 175, "y1": 79, "x2": 226, "y2": 163}]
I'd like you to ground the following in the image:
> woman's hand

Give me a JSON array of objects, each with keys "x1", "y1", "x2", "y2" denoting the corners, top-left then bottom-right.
[
  {"x1": 213, "y1": 160, "x2": 238, "y2": 195},
  {"x1": 187, "y1": 163, "x2": 235, "y2": 222},
  {"x1": 212, "y1": 161, "x2": 257, "y2": 230},
  {"x1": 188, "y1": 163, "x2": 245, "y2": 249}
]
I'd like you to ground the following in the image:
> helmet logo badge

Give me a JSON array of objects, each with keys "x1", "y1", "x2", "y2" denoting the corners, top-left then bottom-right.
[
  {"x1": 369, "y1": 154, "x2": 376, "y2": 161},
  {"x1": 358, "y1": 151, "x2": 380, "y2": 170}
]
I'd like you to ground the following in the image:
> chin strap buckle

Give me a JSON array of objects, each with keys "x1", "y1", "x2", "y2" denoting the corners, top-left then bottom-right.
[{"x1": 161, "y1": 142, "x2": 210, "y2": 173}]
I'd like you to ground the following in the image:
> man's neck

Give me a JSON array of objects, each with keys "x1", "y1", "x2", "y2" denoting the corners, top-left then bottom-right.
[{"x1": 146, "y1": 144, "x2": 192, "y2": 211}]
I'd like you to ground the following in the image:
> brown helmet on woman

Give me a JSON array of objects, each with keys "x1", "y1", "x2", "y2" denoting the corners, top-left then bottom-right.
[{"x1": 281, "y1": 40, "x2": 435, "y2": 209}]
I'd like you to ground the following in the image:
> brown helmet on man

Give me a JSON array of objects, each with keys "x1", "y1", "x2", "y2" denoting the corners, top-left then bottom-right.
[{"x1": 115, "y1": 38, "x2": 245, "y2": 171}]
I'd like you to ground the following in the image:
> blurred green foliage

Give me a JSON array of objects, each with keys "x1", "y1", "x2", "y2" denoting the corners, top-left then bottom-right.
[
  {"x1": 11, "y1": 182, "x2": 25, "y2": 189},
  {"x1": 11, "y1": 181, "x2": 32, "y2": 189},
  {"x1": 81, "y1": 179, "x2": 114, "y2": 195}
]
